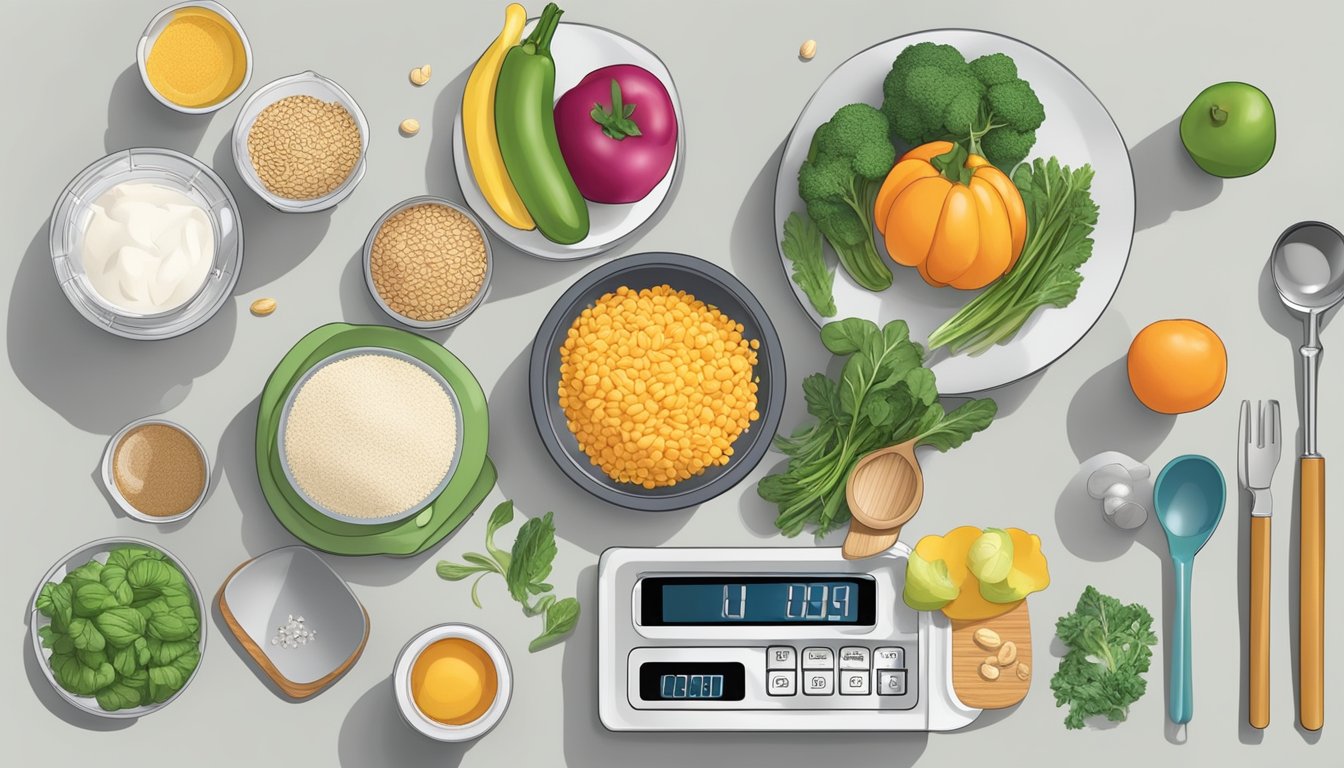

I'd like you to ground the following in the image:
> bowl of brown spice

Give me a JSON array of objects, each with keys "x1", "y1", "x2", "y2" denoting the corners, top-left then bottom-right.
[
  {"x1": 231, "y1": 71, "x2": 368, "y2": 213},
  {"x1": 363, "y1": 196, "x2": 492, "y2": 329},
  {"x1": 101, "y1": 417, "x2": 210, "y2": 524}
]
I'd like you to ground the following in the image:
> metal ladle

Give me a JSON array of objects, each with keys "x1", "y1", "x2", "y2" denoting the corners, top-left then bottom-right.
[{"x1": 1271, "y1": 220, "x2": 1344, "y2": 731}]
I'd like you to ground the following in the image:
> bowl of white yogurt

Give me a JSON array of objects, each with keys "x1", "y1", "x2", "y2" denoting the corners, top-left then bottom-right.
[{"x1": 49, "y1": 147, "x2": 243, "y2": 340}]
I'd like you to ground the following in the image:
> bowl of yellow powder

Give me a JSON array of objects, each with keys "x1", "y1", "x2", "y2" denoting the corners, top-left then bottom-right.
[
  {"x1": 363, "y1": 197, "x2": 493, "y2": 330},
  {"x1": 277, "y1": 348, "x2": 463, "y2": 525},
  {"x1": 137, "y1": 2, "x2": 252, "y2": 114},
  {"x1": 231, "y1": 71, "x2": 369, "y2": 213},
  {"x1": 529, "y1": 252, "x2": 786, "y2": 512}
]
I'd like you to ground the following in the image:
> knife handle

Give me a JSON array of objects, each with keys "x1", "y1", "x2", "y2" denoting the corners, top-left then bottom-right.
[
  {"x1": 1250, "y1": 514, "x2": 1270, "y2": 729},
  {"x1": 1301, "y1": 456, "x2": 1325, "y2": 731}
]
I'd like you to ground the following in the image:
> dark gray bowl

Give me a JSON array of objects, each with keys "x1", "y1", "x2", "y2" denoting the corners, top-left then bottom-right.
[{"x1": 529, "y1": 252, "x2": 785, "y2": 511}]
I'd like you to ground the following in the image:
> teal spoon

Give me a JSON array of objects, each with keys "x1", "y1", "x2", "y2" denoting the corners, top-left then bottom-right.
[{"x1": 1153, "y1": 454, "x2": 1227, "y2": 725}]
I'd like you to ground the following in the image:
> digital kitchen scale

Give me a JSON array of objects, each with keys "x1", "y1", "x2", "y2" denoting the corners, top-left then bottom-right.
[{"x1": 598, "y1": 546, "x2": 981, "y2": 731}]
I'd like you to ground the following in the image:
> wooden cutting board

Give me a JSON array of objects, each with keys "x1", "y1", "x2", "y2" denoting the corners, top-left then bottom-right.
[{"x1": 950, "y1": 600, "x2": 1033, "y2": 709}]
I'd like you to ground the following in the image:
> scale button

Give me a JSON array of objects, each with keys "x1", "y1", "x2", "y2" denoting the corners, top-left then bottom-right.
[
  {"x1": 839, "y1": 647, "x2": 870, "y2": 669},
  {"x1": 874, "y1": 647, "x2": 906, "y2": 670},
  {"x1": 802, "y1": 670, "x2": 834, "y2": 695},
  {"x1": 767, "y1": 671, "x2": 796, "y2": 696},
  {"x1": 877, "y1": 670, "x2": 908, "y2": 696},
  {"x1": 840, "y1": 670, "x2": 870, "y2": 695},
  {"x1": 766, "y1": 646, "x2": 796, "y2": 670},
  {"x1": 802, "y1": 647, "x2": 835, "y2": 669}
]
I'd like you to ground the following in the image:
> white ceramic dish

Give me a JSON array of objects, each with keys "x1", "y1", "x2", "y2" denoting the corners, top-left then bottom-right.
[
  {"x1": 29, "y1": 537, "x2": 206, "y2": 719},
  {"x1": 231, "y1": 71, "x2": 369, "y2": 213},
  {"x1": 220, "y1": 546, "x2": 368, "y2": 692},
  {"x1": 362, "y1": 196, "x2": 494, "y2": 330},
  {"x1": 136, "y1": 1, "x2": 253, "y2": 114},
  {"x1": 100, "y1": 416, "x2": 210, "y2": 524},
  {"x1": 49, "y1": 147, "x2": 243, "y2": 340},
  {"x1": 275, "y1": 347, "x2": 465, "y2": 526},
  {"x1": 774, "y1": 29, "x2": 1135, "y2": 395},
  {"x1": 452, "y1": 21, "x2": 683, "y2": 261},
  {"x1": 393, "y1": 624, "x2": 513, "y2": 742}
]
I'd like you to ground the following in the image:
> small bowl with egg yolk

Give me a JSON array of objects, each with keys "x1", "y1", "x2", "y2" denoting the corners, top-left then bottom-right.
[{"x1": 393, "y1": 623, "x2": 512, "y2": 741}]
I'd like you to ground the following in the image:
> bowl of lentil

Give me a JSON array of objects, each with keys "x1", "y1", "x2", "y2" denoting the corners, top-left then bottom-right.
[
  {"x1": 363, "y1": 196, "x2": 492, "y2": 329},
  {"x1": 136, "y1": 1, "x2": 253, "y2": 114},
  {"x1": 231, "y1": 71, "x2": 368, "y2": 213},
  {"x1": 101, "y1": 417, "x2": 210, "y2": 524},
  {"x1": 529, "y1": 252, "x2": 785, "y2": 511}
]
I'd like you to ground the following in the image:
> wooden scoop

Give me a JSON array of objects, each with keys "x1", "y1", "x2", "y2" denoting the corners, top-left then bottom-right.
[{"x1": 843, "y1": 439, "x2": 924, "y2": 560}]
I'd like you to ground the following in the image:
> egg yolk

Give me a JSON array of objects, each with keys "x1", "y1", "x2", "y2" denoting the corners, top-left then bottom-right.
[{"x1": 410, "y1": 638, "x2": 498, "y2": 725}]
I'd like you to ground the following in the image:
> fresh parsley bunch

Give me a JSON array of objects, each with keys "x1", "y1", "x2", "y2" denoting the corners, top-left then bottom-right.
[
  {"x1": 437, "y1": 501, "x2": 581, "y2": 652},
  {"x1": 758, "y1": 318, "x2": 997, "y2": 537},
  {"x1": 1051, "y1": 586, "x2": 1158, "y2": 729}
]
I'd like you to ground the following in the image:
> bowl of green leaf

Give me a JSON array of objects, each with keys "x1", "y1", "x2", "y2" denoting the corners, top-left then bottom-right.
[{"x1": 29, "y1": 537, "x2": 206, "y2": 718}]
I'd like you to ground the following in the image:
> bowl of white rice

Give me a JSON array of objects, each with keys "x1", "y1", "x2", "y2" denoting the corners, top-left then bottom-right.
[{"x1": 277, "y1": 347, "x2": 463, "y2": 525}]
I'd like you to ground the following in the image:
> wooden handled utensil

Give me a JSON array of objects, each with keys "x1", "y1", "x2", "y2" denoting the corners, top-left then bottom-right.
[
  {"x1": 843, "y1": 439, "x2": 924, "y2": 560},
  {"x1": 1240, "y1": 399, "x2": 1281, "y2": 729}
]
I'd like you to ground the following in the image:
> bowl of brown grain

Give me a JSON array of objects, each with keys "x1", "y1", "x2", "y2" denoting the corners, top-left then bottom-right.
[{"x1": 362, "y1": 196, "x2": 493, "y2": 330}]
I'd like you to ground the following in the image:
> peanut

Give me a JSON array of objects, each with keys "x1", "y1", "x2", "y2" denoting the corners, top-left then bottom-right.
[
  {"x1": 410, "y1": 65, "x2": 432, "y2": 86},
  {"x1": 985, "y1": 655, "x2": 998, "y2": 666},
  {"x1": 799, "y1": 39, "x2": 817, "y2": 60},
  {"x1": 1016, "y1": 663, "x2": 1031, "y2": 680},
  {"x1": 250, "y1": 298, "x2": 276, "y2": 316},
  {"x1": 997, "y1": 641, "x2": 1018, "y2": 666},
  {"x1": 400, "y1": 118, "x2": 421, "y2": 136},
  {"x1": 978, "y1": 662, "x2": 1000, "y2": 681},
  {"x1": 973, "y1": 628, "x2": 1002, "y2": 650}
]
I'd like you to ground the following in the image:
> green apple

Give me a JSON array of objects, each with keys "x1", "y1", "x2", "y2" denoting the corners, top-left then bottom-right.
[
  {"x1": 902, "y1": 551, "x2": 959, "y2": 611},
  {"x1": 1180, "y1": 82, "x2": 1276, "y2": 177}
]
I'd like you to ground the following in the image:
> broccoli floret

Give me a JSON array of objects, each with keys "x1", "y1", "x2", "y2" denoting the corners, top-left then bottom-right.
[
  {"x1": 968, "y1": 53, "x2": 1018, "y2": 86},
  {"x1": 797, "y1": 103, "x2": 896, "y2": 292},
  {"x1": 881, "y1": 44, "x2": 1044, "y2": 171}
]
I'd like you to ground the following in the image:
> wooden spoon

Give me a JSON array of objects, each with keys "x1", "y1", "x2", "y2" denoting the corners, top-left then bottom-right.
[{"x1": 843, "y1": 439, "x2": 924, "y2": 560}]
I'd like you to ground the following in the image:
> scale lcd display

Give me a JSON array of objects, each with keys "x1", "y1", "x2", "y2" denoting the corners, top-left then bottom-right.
[
  {"x1": 638, "y1": 662, "x2": 745, "y2": 701},
  {"x1": 640, "y1": 575, "x2": 876, "y2": 626}
]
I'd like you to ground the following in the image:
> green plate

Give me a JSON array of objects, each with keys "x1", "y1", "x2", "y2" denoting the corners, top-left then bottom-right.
[{"x1": 256, "y1": 323, "x2": 493, "y2": 556}]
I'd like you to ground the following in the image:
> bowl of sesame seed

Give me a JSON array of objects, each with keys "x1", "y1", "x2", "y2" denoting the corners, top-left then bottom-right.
[
  {"x1": 362, "y1": 196, "x2": 493, "y2": 330},
  {"x1": 231, "y1": 70, "x2": 369, "y2": 213}
]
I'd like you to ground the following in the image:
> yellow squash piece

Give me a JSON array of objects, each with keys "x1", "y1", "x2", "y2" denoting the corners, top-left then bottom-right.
[
  {"x1": 463, "y1": 3, "x2": 533, "y2": 230},
  {"x1": 910, "y1": 526, "x2": 1050, "y2": 620}
]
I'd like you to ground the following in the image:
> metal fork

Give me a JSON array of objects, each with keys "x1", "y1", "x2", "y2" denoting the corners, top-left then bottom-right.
[{"x1": 1239, "y1": 399, "x2": 1281, "y2": 729}]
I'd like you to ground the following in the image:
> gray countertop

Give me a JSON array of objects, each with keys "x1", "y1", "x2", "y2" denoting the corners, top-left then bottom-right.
[{"x1": 2, "y1": 0, "x2": 1338, "y2": 765}]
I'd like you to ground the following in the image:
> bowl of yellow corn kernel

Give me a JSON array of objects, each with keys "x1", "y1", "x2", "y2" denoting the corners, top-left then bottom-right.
[{"x1": 529, "y1": 252, "x2": 785, "y2": 511}]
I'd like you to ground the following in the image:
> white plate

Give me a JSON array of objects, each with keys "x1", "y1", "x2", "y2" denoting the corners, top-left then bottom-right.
[
  {"x1": 453, "y1": 21, "x2": 684, "y2": 261},
  {"x1": 774, "y1": 29, "x2": 1135, "y2": 395}
]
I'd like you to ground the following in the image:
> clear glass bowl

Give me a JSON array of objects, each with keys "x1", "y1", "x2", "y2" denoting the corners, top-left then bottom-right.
[
  {"x1": 362, "y1": 196, "x2": 493, "y2": 330},
  {"x1": 48, "y1": 147, "x2": 243, "y2": 340},
  {"x1": 136, "y1": 1, "x2": 254, "y2": 115},
  {"x1": 231, "y1": 71, "x2": 369, "y2": 213}
]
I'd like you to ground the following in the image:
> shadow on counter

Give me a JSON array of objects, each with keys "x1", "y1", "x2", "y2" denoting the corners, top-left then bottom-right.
[
  {"x1": 6, "y1": 225, "x2": 238, "y2": 435},
  {"x1": 561, "y1": 566, "x2": 929, "y2": 767},
  {"x1": 339, "y1": 675, "x2": 473, "y2": 768},
  {"x1": 105, "y1": 64, "x2": 211, "y2": 156},
  {"x1": 1131, "y1": 118, "x2": 1223, "y2": 233}
]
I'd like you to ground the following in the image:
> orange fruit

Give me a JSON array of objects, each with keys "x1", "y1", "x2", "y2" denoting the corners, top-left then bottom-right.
[{"x1": 1127, "y1": 319, "x2": 1227, "y2": 414}]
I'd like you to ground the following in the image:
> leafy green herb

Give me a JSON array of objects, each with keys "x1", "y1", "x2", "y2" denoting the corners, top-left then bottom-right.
[
  {"x1": 759, "y1": 318, "x2": 996, "y2": 536},
  {"x1": 781, "y1": 212, "x2": 836, "y2": 317},
  {"x1": 437, "y1": 501, "x2": 582, "y2": 652},
  {"x1": 34, "y1": 545, "x2": 200, "y2": 711},
  {"x1": 1050, "y1": 586, "x2": 1158, "y2": 729},
  {"x1": 928, "y1": 157, "x2": 1099, "y2": 355}
]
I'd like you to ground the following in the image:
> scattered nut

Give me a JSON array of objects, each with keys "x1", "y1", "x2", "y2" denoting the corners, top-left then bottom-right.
[
  {"x1": 400, "y1": 118, "x2": 421, "y2": 136},
  {"x1": 973, "y1": 628, "x2": 1002, "y2": 650},
  {"x1": 799, "y1": 39, "x2": 817, "y2": 61},
  {"x1": 978, "y1": 662, "x2": 1000, "y2": 681},
  {"x1": 1016, "y1": 663, "x2": 1031, "y2": 680},
  {"x1": 985, "y1": 655, "x2": 998, "y2": 666},
  {"x1": 410, "y1": 65, "x2": 432, "y2": 86},
  {"x1": 997, "y1": 641, "x2": 1018, "y2": 667},
  {"x1": 250, "y1": 298, "x2": 276, "y2": 316}
]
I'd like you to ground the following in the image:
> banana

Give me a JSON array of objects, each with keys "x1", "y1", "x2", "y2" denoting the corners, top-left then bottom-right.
[{"x1": 463, "y1": 3, "x2": 533, "y2": 230}]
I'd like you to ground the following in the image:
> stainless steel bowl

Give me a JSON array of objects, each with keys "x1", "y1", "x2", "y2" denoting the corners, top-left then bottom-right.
[
  {"x1": 362, "y1": 196, "x2": 493, "y2": 330},
  {"x1": 49, "y1": 147, "x2": 243, "y2": 340},
  {"x1": 100, "y1": 417, "x2": 210, "y2": 524},
  {"x1": 29, "y1": 537, "x2": 207, "y2": 719}
]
